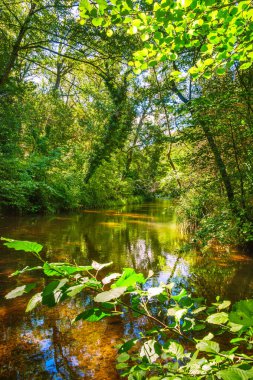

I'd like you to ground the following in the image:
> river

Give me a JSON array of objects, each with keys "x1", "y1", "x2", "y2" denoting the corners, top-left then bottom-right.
[{"x1": 0, "y1": 201, "x2": 253, "y2": 379}]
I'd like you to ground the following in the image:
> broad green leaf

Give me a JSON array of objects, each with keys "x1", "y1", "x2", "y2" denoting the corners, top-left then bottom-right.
[
  {"x1": 192, "y1": 306, "x2": 206, "y2": 314},
  {"x1": 94, "y1": 287, "x2": 126, "y2": 302},
  {"x1": 117, "y1": 352, "x2": 130, "y2": 362},
  {"x1": 118, "y1": 338, "x2": 137, "y2": 354},
  {"x1": 5, "y1": 283, "x2": 37, "y2": 299},
  {"x1": 203, "y1": 58, "x2": 214, "y2": 66},
  {"x1": 9, "y1": 265, "x2": 43, "y2": 277},
  {"x1": 229, "y1": 299, "x2": 253, "y2": 327},
  {"x1": 43, "y1": 262, "x2": 93, "y2": 277},
  {"x1": 196, "y1": 340, "x2": 220, "y2": 353},
  {"x1": 74, "y1": 308, "x2": 111, "y2": 322},
  {"x1": 92, "y1": 17, "x2": 103, "y2": 26},
  {"x1": 140, "y1": 339, "x2": 159, "y2": 363},
  {"x1": 116, "y1": 363, "x2": 128, "y2": 370},
  {"x1": 240, "y1": 62, "x2": 252, "y2": 70},
  {"x1": 147, "y1": 287, "x2": 164, "y2": 299},
  {"x1": 92, "y1": 261, "x2": 112, "y2": 271},
  {"x1": 1, "y1": 237, "x2": 43, "y2": 254},
  {"x1": 112, "y1": 268, "x2": 145, "y2": 289},
  {"x1": 42, "y1": 279, "x2": 68, "y2": 307},
  {"x1": 141, "y1": 33, "x2": 149, "y2": 41},
  {"x1": 66, "y1": 283, "x2": 87, "y2": 297},
  {"x1": 216, "y1": 67, "x2": 226, "y2": 75},
  {"x1": 175, "y1": 308, "x2": 188, "y2": 322},
  {"x1": 206, "y1": 312, "x2": 228, "y2": 325},
  {"x1": 218, "y1": 300, "x2": 231, "y2": 311},
  {"x1": 171, "y1": 288, "x2": 188, "y2": 302},
  {"x1": 106, "y1": 29, "x2": 113, "y2": 37},
  {"x1": 203, "y1": 333, "x2": 214, "y2": 341},
  {"x1": 26, "y1": 292, "x2": 42, "y2": 312},
  {"x1": 167, "y1": 342, "x2": 184, "y2": 360},
  {"x1": 80, "y1": 0, "x2": 92, "y2": 12},
  {"x1": 102, "y1": 273, "x2": 121, "y2": 285},
  {"x1": 230, "y1": 337, "x2": 246, "y2": 344},
  {"x1": 229, "y1": 321, "x2": 244, "y2": 332},
  {"x1": 217, "y1": 367, "x2": 253, "y2": 380}
]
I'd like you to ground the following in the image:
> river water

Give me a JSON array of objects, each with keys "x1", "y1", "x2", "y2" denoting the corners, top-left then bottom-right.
[{"x1": 0, "y1": 201, "x2": 253, "y2": 379}]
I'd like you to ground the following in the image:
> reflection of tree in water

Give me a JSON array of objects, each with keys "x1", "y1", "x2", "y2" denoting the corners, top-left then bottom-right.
[
  {"x1": 0, "y1": 299, "x2": 122, "y2": 379},
  {"x1": 186, "y1": 252, "x2": 253, "y2": 302},
  {"x1": 225, "y1": 261, "x2": 253, "y2": 301},
  {"x1": 1, "y1": 203, "x2": 253, "y2": 378}
]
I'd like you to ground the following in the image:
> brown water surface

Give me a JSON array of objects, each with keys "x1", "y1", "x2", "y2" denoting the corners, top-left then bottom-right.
[{"x1": 0, "y1": 200, "x2": 253, "y2": 379}]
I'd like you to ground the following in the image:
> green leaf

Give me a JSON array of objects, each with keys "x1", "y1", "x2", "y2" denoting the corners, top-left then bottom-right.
[
  {"x1": 116, "y1": 362, "x2": 128, "y2": 370},
  {"x1": 229, "y1": 299, "x2": 253, "y2": 327},
  {"x1": 112, "y1": 268, "x2": 145, "y2": 289},
  {"x1": 102, "y1": 273, "x2": 121, "y2": 285},
  {"x1": 66, "y1": 283, "x2": 87, "y2": 297},
  {"x1": 42, "y1": 279, "x2": 68, "y2": 307},
  {"x1": 26, "y1": 292, "x2": 42, "y2": 312},
  {"x1": 106, "y1": 29, "x2": 113, "y2": 37},
  {"x1": 192, "y1": 306, "x2": 206, "y2": 314},
  {"x1": 167, "y1": 342, "x2": 184, "y2": 360},
  {"x1": 118, "y1": 338, "x2": 137, "y2": 354},
  {"x1": 117, "y1": 352, "x2": 130, "y2": 362},
  {"x1": 9, "y1": 265, "x2": 43, "y2": 277},
  {"x1": 92, "y1": 17, "x2": 103, "y2": 26},
  {"x1": 74, "y1": 308, "x2": 111, "y2": 322},
  {"x1": 1, "y1": 237, "x2": 43, "y2": 254},
  {"x1": 216, "y1": 67, "x2": 226, "y2": 75},
  {"x1": 147, "y1": 287, "x2": 164, "y2": 299},
  {"x1": 171, "y1": 288, "x2": 188, "y2": 302},
  {"x1": 175, "y1": 308, "x2": 188, "y2": 322},
  {"x1": 5, "y1": 283, "x2": 37, "y2": 299},
  {"x1": 206, "y1": 312, "x2": 228, "y2": 325},
  {"x1": 203, "y1": 58, "x2": 214, "y2": 66},
  {"x1": 196, "y1": 340, "x2": 220, "y2": 354},
  {"x1": 218, "y1": 300, "x2": 231, "y2": 310},
  {"x1": 94, "y1": 287, "x2": 126, "y2": 302},
  {"x1": 43, "y1": 262, "x2": 93, "y2": 277},
  {"x1": 240, "y1": 62, "x2": 252, "y2": 70},
  {"x1": 141, "y1": 33, "x2": 149, "y2": 41},
  {"x1": 217, "y1": 368, "x2": 253, "y2": 380},
  {"x1": 140, "y1": 339, "x2": 160, "y2": 363},
  {"x1": 80, "y1": 0, "x2": 92, "y2": 12},
  {"x1": 92, "y1": 261, "x2": 113, "y2": 271}
]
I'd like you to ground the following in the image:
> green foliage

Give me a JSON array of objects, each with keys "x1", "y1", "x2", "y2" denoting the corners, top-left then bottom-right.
[
  {"x1": 79, "y1": 0, "x2": 253, "y2": 77},
  {"x1": 229, "y1": 300, "x2": 253, "y2": 327},
  {"x1": 1, "y1": 238, "x2": 43, "y2": 254},
  {"x1": 2, "y1": 237, "x2": 253, "y2": 379}
]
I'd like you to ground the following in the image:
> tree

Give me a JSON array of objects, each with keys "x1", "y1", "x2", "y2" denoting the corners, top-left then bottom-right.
[{"x1": 79, "y1": 0, "x2": 253, "y2": 78}]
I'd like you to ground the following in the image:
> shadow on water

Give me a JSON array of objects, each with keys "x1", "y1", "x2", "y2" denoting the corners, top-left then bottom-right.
[{"x1": 0, "y1": 200, "x2": 253, "y2": 379}]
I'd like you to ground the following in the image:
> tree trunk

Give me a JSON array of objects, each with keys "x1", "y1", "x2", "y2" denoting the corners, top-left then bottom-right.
[{"x1": 0, "y1": 3, "x2": 36, "y2": 87}]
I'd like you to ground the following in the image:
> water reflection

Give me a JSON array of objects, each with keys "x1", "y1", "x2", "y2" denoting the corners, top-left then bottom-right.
[{"x1": 0, "y1": 201, "x2": 253, "y2": 378}]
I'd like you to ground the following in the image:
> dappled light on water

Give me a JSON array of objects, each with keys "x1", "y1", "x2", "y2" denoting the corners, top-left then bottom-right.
[{"x1": 0, "y1": 201, "x2": 253, "y2": 378}]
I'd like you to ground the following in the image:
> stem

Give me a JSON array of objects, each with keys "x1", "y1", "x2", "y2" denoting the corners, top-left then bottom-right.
[{"x1": 117, "y1": 299, "x2": 194, "y2": 343}]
